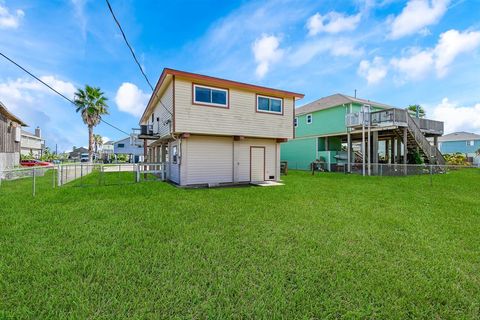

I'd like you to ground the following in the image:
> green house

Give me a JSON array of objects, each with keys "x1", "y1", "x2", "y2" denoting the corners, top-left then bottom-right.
[{"x1": 281, "y1": 93, "x2": 445, "y2": 173}]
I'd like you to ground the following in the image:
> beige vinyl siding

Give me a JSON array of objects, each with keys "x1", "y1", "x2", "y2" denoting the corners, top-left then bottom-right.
[
  {"x1": 183, "y1": 135, "x2": 233, "y2": 185},
  {"x1": 235, "y1": 138, "x2": 277, "y2": 182},
  {"x1": 150, "y1": 80, "x2": 174, "y2": 138},
  {"x1": 174, "y1": 78, "x2": 294, "y2": 139}
]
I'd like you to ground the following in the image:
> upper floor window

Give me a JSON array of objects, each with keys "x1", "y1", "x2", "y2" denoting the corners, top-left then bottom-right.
[
  {"x1": 306, "y1": 114, "x2": 313, "y2": 124},
  {"x1": 118, "y1": 143, "x2": 125, "y2": 148},
  {"x1": 294, "y1": 117, "x2": 298, "y2": 127},
  {"x1": 193, "y1": 84, "x2": 228, "y2": 107},
  {"x1": 257, "y1": 95, "x2": 283, "y2": 114},
  {"x1": 151, "y1": 113, "x2": 154, "y2": 123}
]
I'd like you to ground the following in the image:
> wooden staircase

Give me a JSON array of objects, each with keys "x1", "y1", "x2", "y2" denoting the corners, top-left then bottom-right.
[{"x1": 394, "y1": 113, "x2": 445, "y2": 165}]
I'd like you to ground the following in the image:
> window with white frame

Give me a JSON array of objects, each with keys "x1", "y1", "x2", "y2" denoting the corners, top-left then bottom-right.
[
  {"x1": 294, "y1": 117, "x2": 298, "y2": 127},
  {"x1": 193, "y1": 84, "x2": 228, "y2": 107},
  {"x1": 257, "y1": 95, "x2": 283, "y2": 114},
  {"x1": 469, "y1": 140, "x2": 474, "y2": 146},
  {"x1": 172, "y1": 145, "x2": 178, "y2": 164},
  {"x1": 306, "y1": 114, "x2": 313, "y2": 124}
]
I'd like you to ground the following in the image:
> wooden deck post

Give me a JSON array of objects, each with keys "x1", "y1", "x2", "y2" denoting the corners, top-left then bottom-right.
[
  {"x1": 396, "y1": 138, "x2": 402, "y2": 164},
  {"x1": 372, "y1": 131, "x2": 378, "y2": 175},
  {"x1": 391, "y1": 138, "x2": 395, "y2": 164},
  {"x1": 385, "y1": 139, "x2": 390, "y2": 163},
  {"x1": 403, "y1": 127, "x2": 408, "y2": 175},
  {"x1": 347, "y1": 132, "x2": 351, "y2": 173}
]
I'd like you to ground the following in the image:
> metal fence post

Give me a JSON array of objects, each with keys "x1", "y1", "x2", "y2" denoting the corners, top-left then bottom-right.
[
  {"x1": 80, "y1": 164, "x2": 83, "y2": 187},
  {"x1": 136, "y1": 164, "x2": 140, "y2": 183},
  {"x1": 32, "y1": 167, "x2": 36, "y2": 197},
  {"x1": 52, "y1": 166, "x2": 55, "y2": 188},
  {"x1": 429, "y1": 165, "x2": 433, "y2": 186}
]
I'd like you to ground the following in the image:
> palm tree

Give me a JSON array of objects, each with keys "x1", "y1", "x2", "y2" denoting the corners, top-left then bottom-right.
[
  {"x1": 406, "y1": 104, "x2": 426, "y2": 118},
  {"x1": 74, "y1": 85, "x2": 109, "y2": 162},
  {"x1": 93, "y1": 134, "x2": 103, "y2": 160}
]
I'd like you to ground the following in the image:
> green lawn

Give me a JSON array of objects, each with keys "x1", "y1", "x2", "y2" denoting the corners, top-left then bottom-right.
[{"x1": 1, "y1": 170, "x2": 479, "y2": 319}]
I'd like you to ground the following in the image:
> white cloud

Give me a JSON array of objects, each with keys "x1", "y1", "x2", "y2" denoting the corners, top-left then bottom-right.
[
  {"x1": 289, "y1": 38, "x2": 362, "y2": 67},
  {"x1": 430, "y1": 98, "x2": 480, "y2": 134},
  {"x1": 252, "y1": 34, "x2": 284, "y2": 78},
  {"x1": 115, "y1": 82, "x2": 150, "y2": 117},
  {"x1": 0, "y1": 76, "x2": 85, "y2": 152},
  {"x1": 0, "y1": 76, "x2": 76, "y2": 106},
  {"x1": 307, "y1": 12, "x2": 362, "y2": 35},
  {"x1": 70, "y1": 0, "x2": 87, "y2": 39},
  {"x1": 434, "y1": 29, "x2": 480, "y2": 77},
  {"x1": 357, "y1": 56, "x2": 388, "y2": 84},
  {"x1": 390, "y1": 29, "x2": 480, "y2": 81},
  {"x1": 0, "y1": 2, "x2": 24, "y2": 29},
  {"x1": 389, "y1": 0, "x2": 449, "y2": 39},
  {"x1": 391, "y1": 50, "x2": 434, "y2": 80}
]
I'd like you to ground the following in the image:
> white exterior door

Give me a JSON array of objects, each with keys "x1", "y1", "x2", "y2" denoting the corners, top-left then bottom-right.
[{"x1": 250, "y1": 147, "x2": 265, "y2": 182}]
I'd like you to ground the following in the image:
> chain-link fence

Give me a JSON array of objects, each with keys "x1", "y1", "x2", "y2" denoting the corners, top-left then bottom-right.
[
  {"x1": 0, "y1": 165, "x2": 56, "y2": 197},
  {"x1": 285, "y1": 161, "x2": 479, "y2": 177},
  {"x1": 0, "y1": 163, "x2": 166, "y2": 196}
]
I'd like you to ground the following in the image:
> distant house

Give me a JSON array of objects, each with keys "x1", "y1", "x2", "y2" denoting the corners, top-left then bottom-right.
[
  {"x1": 138, "y1": 68, "x2": 304, "y2": 186},
  {"x1": 68, "y1": 147, "x2": 89, "y2": 161},
  {"x1": 0, "y1": 101, "x2": 26, "y2": 172},
  {"x1": 21, "y1": 127, "x2": 45, "y2": 159},
  {"x1": 438, "y1": 131, "x2": 480, "y2": 165},
  {"x1": 101, "y1": 141, "x2": 114, "y2": 158},
  {"x1": 113, "y1": 136, "x2": 144, "y2": 163}
]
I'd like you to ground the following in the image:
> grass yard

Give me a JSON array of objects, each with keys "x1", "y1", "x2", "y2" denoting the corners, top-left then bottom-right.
[{"x1": 1, "y1": 169, "x2": 479, "y2": 319}]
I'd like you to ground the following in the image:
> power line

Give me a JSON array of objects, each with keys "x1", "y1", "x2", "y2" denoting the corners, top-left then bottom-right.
[
  {"x1": 105, "y1": 0, "x2": 173, "y2": 117},
  {"x1": 0, "y1": 51, "x2": 130, "y2": 136}
]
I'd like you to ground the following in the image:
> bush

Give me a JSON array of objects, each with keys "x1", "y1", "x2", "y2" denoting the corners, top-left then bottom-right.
[{"x1": 444, "y1": 153, "x2": 470, "y2": 166}]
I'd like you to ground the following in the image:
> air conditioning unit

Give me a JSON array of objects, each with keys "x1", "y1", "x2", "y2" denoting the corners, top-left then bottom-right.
[{"x1": 140, "y1": 124, "x2": 153, "y2": 135}]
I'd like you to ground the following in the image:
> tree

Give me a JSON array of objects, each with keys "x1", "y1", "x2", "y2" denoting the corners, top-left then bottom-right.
[
  {"x1": 74, "y1": 85, "x2": 109, "y2": 162},
  {"x1": 406, "y1": 104, "x2": 426, "y2": 118},
  {"x1": 93, "y1": 134, "x2": 103, "y2": 160}
]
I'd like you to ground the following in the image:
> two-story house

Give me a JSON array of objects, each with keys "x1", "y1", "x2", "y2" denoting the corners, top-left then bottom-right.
[
  {"x1": 138, "y1": 68, "x2": 304, "y2": 186},
  {"x1": 113, "y1": 136, "x2": 144, "y2": 163},
  {"x1": 281, "y1": 93, "x2": 445, "y2": 174},
  {"x1": 0, "y1": 101, "x2": 26, "y2": 172},
  {"x1": 21, "y1": 127, "x2": 44, "y2": 158}
]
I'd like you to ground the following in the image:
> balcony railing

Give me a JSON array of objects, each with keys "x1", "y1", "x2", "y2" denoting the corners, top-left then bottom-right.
[
  {"x1": 346, "y1": 108, "x2": 443, "y2": 134},
  {"x1": 412, "y1": 118, "x2": 444, "y2": 134}
]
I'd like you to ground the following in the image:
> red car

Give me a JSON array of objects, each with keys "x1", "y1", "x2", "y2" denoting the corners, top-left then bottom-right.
[{"x1": 20, "y1": 159, "x2": 52, "y2": 167}]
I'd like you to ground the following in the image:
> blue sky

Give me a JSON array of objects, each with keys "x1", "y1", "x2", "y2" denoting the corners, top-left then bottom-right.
[{"x1": 1, "y1": 0, "x2": 480, "y2": 152}]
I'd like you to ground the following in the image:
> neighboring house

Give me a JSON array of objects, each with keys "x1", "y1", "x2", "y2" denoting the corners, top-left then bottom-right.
[
  {"x1": 438, "y1": 131, "x2": 480, "y2": 165},
  {"x1": 113, "y1": 136, "x2": 144, "y2": 163},
  {"x1": 101, "y1": 141, "x2": 114, "y2": 158},
  {"x1": 68, "y1": 147, "x2": 89, "y2": 161},
  {"x1": 0, "y1": 101, "x2": 26, "y2": 172},
  {"x1": 281, "y1": 93, "x2": 445, "y2": 172},
  {"x1": 21, "y1": 127, "x2": 44, "y2": 158},
  {"x1": 138, "y1": 68, "x2": 304, "y2": 186}
]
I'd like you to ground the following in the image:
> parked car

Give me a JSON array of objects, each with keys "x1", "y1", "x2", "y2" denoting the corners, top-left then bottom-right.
[{"x1": 20, "y1": 159, "x2": 52, "y2": 167}]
